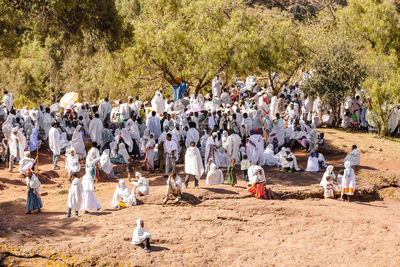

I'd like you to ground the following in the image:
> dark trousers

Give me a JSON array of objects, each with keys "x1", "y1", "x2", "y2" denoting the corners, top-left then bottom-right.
[
  {"x1": 67, "y1": 208, "x2": 79, "y2": 217},
  {"x1": 185, "y1": 174, "x2": 199, "y2": 187},
  {"x1": 243, "y1": 170, "x2": 248, "y2": 182}
]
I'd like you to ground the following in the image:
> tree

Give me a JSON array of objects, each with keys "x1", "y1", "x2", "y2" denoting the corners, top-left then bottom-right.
[
  {"x1": 303, "y1": 36, "x2": 366, "y2": 125},
  {"x1": 337, "y1": 0, "x2": 400, "y2": 135},
  {"x1": 127, "y1": 0, "x2": 265, "y2": 96}
]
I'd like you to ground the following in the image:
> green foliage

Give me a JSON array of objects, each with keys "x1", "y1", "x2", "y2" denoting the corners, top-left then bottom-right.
[{"x1": 303, "y1": 36, "x2": 366, "y2": 124}]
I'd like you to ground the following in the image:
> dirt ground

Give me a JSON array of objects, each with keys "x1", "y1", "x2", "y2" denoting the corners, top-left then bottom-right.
[{"x1": 1, "y1": 128, "x2": 400, "y2": 266}]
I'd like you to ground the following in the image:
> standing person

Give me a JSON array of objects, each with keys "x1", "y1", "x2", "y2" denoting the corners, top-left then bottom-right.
[
  {"x1": 341, "y1": 161, "x2": 356, "y2": 202},
  {"x1": 163, "y1": 133, "x2": 177, "y2": 178},
  {"x1": 25, "y1": 170, "x2": 42, "y2": 214},
  {"x1": 184, "y1": 141, "x2": 204, "y2": 188},
  {"x1": 48, "y1": 122, "x2": 61, "y2": 170},
  {"x1": 185, "y1": 122, "x2": 200, "y2": 148},
  {"x1": 163, "y1": 173, "x2": 182, "y2": 204},
  {"x1": 65, "y1": 174, "x2": 82, "y2": 218},
  {"x1": 65, "y1": 148, "x2": 81, "y2": 181},
  {"x1": 240, "y1": 154, "x2": 250, "y2": 182},
  {"x1": 71, "y1": 125, "x2": 86, "y2": 159},
  {"x1": 131, "y1": 218, "x2": 152, "y2": 251},
  {"x1": 2, "y1": 90, "x2": 13, "y2": 112},
  {"x1": 9, "y1": 127, "x2": 27, "y2": 172},
  {"x1": 89, "y1": 114, "x2": 103, "y2": 146},
  {"x1": 81, "y1": 169, "x2": 102, "y2": 213},
  {"x1": 98, "y1": 98, "x2": 112, "y2": 122},
  {"x1": 147, "y1": 111, "x2": 161, "y2": 141},
  {"x1": 204, "y1": 132, "x2": 222, "y2": 168},
  {"x1": 212, "y1": 74, "x2": 222, "y2": 98},
  {"x1": 227, "y1": 158, "x2": 237, "y2": 186},
  {"x1": 143, "y1": 131, "x2": 156, "y2": 172}
]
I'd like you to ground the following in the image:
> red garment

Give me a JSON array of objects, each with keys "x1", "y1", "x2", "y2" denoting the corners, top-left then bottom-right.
[{"x1": 248, "y1": 183, "x2": 266, "y2": 199}]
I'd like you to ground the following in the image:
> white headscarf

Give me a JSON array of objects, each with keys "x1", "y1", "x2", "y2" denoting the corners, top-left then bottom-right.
[{"x1": 131, "y1": 218, "x2": 152, "y2": 245}]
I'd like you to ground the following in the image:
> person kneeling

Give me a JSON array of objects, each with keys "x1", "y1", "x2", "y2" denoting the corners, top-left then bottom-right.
[
  {"x1": 131, "y1": 218, "x2": 152, "y2": 251},
  {"x1": 163, "y1": 173, "x2": 182, "y2": 204}
]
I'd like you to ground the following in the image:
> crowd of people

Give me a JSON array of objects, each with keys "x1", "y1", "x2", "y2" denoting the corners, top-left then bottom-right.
[{"x1": 1, "y1": 74, "x2": 383, "y2": 250}]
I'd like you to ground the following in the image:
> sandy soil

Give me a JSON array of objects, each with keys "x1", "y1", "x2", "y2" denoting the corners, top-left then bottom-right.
[{"x1": 0, "y1": 129, "x2": 399, "y2": 266}]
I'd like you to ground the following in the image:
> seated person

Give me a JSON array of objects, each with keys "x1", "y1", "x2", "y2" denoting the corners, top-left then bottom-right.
[
  {"x1": 305, "y1": 152, "x2": 319, "y2": 172},
  {"x1": 99, "y1": 149, "x2": 116, "y2": 180},
  {"x1": 344, "y1": 145, "x2": 360, "y2": 166},
  {"x1": 205, "y1": 163, "x2": 224, "y2": 185},
  {"x1": 110, "y1": 180, "x2": 136, "y2": 209},
  {"x1": 131, "y1": 218, "x2": 152, "y2": 251},
  {"x1": 316, "y1": 151, "x2": 327, "y2": 169},
  {"x1": 248, "y1": 168, "x2": 266, "y2": 199},
  {"x1": 280, "y1": 148, "x2": 300, "y2": 172},
  {"x1": 321, "y1": 111, "x2": 333, "y2": 127},
  {"x1": 130, "y1": 172, "x2": 150, "y2": 197},
  {"x1": 163, "y1": 173, "x2": 182, "y2": 204}
]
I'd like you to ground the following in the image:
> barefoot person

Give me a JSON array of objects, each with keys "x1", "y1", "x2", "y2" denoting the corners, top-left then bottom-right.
[
  {"x1": 26, "y1": 169, "x2": 42, "y2": 214},
  {"x1": 131, "y1": 218, "x2": 152, "y2": 251},
  {"x1": 227, "y1": 158, "x2": 237, "y2": 186},
  {"x1": 184, "y1": 141, "x2": 204, "y2": 188},
  {"x1": 81, "y1": 169, "x2": 101, "y2": 213},
  {"x1": 163, "y1": 173, "x2": 182, "y2": 204},
  {"x1": 341, "y1": 161, "x2": 356, "y2": 202}
]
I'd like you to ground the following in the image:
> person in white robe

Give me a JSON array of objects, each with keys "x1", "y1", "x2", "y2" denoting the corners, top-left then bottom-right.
[
  {"x1": 204, "y1": 133, "x2": 222, "y2": 168},
  {"x1": 185, "y1": 124, "x2": 200, "y2": 148},
  {"x1": 240, "y1": 113, "x2": 253, "y2": 137},
  {"x1": 81, "y1": 171, "x2": 102, "y2": 212},
  {"x1": 130, "y1": 172, "x2": 150, "y2": 197},
  {"x1": 263, "y1": 144, "x2": 279, "y2": 167},
  {"x1": 184, "y1": 142, "x2": 204, "y2": 187},
  {"x1": 119, "y1": 101, "x2": 131, "y2": 121},
  {"x1": 340, "y1": 161, "x2": 356, "y2": 201},
  {"x1": 65, "y1": 148, "x2": 81, "y2": 180},
  {"x1": 2, "y1": 114, "x2": 14, "y2": 138},
  {"x1": 65, "y1": 176, "x2": 83, "y2": 218},
  {"x1": 246, "y1": 132, "x2": 265, "y2": 166},
  {"x1": 131, "y1": 218, "x2": 152, "y2": 251},
  {"x1": 71, "y1": 125, "x2": 86, "y2": 159},
  {"x1": 308, "y1": 123, "x2": 318, "y2": 152},
  {"x1": 248, "y1": 162, "x2": 265, "y2": 184},
  {"x1": 280, "y1": 148, "x2": 300, "y2": 172},
  {"x1": 269, "y1": 115, "x2": 285, "y2": 147},
  {"x1": 2, "y1": 90, "x2": 13, "y2": 112},
  {"x1": 49, "y1": 122, "x2": 61, "y2": 170},
  {"x1": 320, "y1": 165, "x2": 340, "y2": 197},
  {"x1": 111, "y1": 180, "x2": 136, "y2": 208},
  {"x1": 98, "y1": 98, "x2": 112, "y2": 122},
  {"x1": 42, "y1": 109, "x2": 54, "y2": 139},
  {"x1": 147, "y1": 111, "x2": 162, "y2": 140},
  {"x1": 143, "y1": 131, "x2": 155, "y2": 171},
  {"x1": 344, "y1": 145, "x2": 360, "y2": 166},
  {"x1": 200, "y1": 129, "x2": 209, "y2": 157},
  {"x1": 269, "y1": 94, "x2": 279, "y2": 120},
  {"x1": 226, "y1": 131, "x2": 241, "y2": 164},
  {"x1": 164, "y1": 134, "x2": 178, "y2": 176},
  {"x1": 100, "y1": 149, "x2": 115, "y2": 179},
  {"x1": 206, "y1": 163, "x2": 224, "y2": 185},
  {"x1": 19, "y1": 151, "x2": 35, "y2": 175},
  {"x1": 9, "y1": 127, "x2": 27, "y2": 172},
  {"x1": 88, "y1": 114, "x2": 103, "y2": 145},
  {"x1": 85, "y1": 146, "x2": 100, "y2": 176},
  {"x1": 29, "y1": 128, "x2": 41, "y2": 152},
  {"x1": 163, "y1": 173, "x2": 182, "y2": 204},
  {"x1": 151, "y1": 91, "x2": 165, "y2": 115},
  {"x1": 159, "y1": 125, "x2": 178, "y2": 144},
  {"x1": 305, "y1": 152, "x2": 319, "y2": 172},
  {"x1": 212, "y1": 75, "x2": 222, "y2": 98}
]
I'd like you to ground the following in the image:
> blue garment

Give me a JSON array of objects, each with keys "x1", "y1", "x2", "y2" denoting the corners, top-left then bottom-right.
[
  {"x1": 27, "y1": 188, "x2": 43, "y2": 211},
  {"x1": 171, "y1": 82, "x2": 187, "y2": 101}
]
